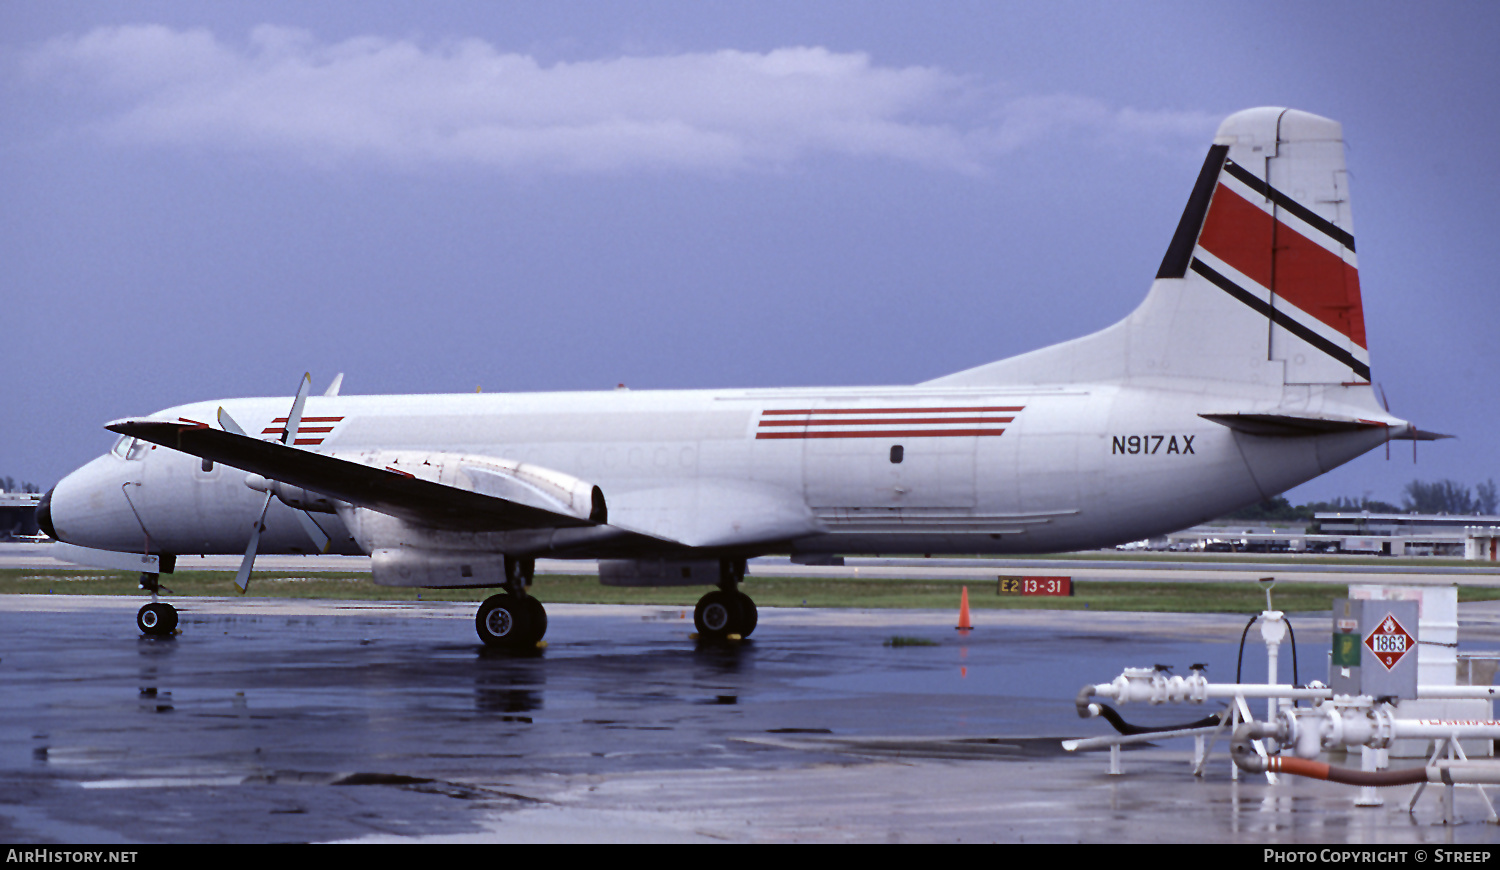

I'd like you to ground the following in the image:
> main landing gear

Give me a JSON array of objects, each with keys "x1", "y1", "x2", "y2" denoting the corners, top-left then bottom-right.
[
  {"x1": 473, "y1": 556, "x2": 758, "y2": 647},
  {"x1": 136, "y1": 572, "x2": 178, "y2": 637},
  {"x1": 694, "y1": 559, "x2": 757, "y2": 641},
  {"x1": 476, "y1": 557, "x2": 548, "y2": 650}
]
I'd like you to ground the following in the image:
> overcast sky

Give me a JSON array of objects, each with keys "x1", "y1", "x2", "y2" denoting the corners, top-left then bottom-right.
[{"x1": 4, "y1": 1, "x2": 1497, "y2": 509}]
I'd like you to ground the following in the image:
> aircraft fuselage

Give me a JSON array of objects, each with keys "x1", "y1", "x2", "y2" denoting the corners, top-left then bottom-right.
[{"x1": 50, "y1": 383, "x2": 1386, "y2": 562}]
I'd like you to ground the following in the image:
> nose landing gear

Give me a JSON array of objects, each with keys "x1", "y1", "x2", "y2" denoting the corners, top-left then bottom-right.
[{"x1": 136, "y1": 572, "x2": 178, "y2": 637}]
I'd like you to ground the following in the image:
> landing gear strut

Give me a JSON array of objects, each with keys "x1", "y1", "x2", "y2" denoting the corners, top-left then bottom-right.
[
  {"x1": 136, "y1": 572, "x2": 178, "y2": 637},
  {"x1": 694, "y1": 559, "x2": 756, "y2": 640},
  {"x1": 475, "y1": 557, "x2": 547, "y2": 650}
]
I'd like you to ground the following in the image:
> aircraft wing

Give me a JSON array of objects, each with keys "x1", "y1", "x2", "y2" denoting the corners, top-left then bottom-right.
[{"x1": 107, "y1": 418, "x2": 605, "y2": 532}]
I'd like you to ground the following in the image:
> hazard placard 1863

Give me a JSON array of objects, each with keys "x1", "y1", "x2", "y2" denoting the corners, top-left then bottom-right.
[{"x1": 1363, "y1": 612, "x2": 1415, "y2": 671}]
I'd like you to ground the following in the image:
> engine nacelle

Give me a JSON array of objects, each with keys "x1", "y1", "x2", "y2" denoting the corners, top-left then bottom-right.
[
  {"x1": 306, "y1": 450, "x2": 620, "y2": 584},
  {"x1": 343, "y1": 504, "x2": 624, "y2": 561},
  {"x1": 341, "y1": 449, "x2": 605, "y2": 523},
  {"x1": 244, "y1": 474, "x2": 340, "y2": 513}
]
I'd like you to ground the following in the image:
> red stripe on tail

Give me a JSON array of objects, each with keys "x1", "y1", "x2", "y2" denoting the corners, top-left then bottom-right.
[{"x1": 1198, "y1": 184, "x2": 1366, "y2": 349}]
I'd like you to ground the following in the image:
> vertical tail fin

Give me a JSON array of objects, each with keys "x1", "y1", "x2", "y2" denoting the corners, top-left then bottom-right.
[
  {"x1": 928, "y1": 107, "x2": 1369, "y2": 389},
  {"x1": 1183, "y1": 108, "x2": 1367, "y2": 384}
]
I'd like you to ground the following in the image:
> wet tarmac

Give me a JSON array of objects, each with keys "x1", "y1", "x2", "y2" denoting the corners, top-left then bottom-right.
[{"x1": 3, "y1": 594, "x2": 1500, "y2": 843}]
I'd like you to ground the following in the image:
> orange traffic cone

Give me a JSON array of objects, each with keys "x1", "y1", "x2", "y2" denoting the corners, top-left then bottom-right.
[{"x1": 956, "y1": 585, "x2": 973, "y2": 631}]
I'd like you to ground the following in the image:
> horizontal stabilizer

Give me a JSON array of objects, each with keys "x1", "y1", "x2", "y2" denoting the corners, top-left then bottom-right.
[
  {"x1": 107, "y1": 418, "x2": 603, "y2": 532},
  {"x1": 1201, "y1": 412, "x2": 1451, "y2": 441},
  {"x1": 1390, "y1": 427, "x2": 1454, "y2": 442},
  {"x1": 1200, "y1": 413, "x2": 1387, "y2": 438}
]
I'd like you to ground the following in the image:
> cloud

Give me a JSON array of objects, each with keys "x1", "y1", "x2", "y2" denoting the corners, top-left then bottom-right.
[{"x1": 22, "y1": 25, "x2": 1218, "y2": 174}]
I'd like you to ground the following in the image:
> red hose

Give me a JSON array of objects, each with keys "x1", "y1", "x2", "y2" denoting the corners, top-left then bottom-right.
[{"x1": 1266, "y1": 756, "x2": 1427, "y2": 787}]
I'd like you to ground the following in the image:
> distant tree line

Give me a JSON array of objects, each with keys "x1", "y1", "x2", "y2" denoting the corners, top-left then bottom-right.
[
  {"x1": 0, "y1": 477, "x2": 39, "y2": 494},
  {"x1": 1403, "y1": 478, "x2": 1499, "y2": 515},
  {"x1": 1222, "y1": 478, "x2": 1499, "y2": 522}
]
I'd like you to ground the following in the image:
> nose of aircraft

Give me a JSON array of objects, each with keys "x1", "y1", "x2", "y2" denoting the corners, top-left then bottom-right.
[
  {"x1": 36, "y1": 486, "x2": 55, "y2": 539},
  {"x1": 44, "y1": 455, "x2": 147, "y2": 551}
]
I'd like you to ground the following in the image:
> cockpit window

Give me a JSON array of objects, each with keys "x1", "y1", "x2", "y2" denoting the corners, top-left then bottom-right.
[{"x1": 111, "y1": 436, "x2": 150, "y2": 461}]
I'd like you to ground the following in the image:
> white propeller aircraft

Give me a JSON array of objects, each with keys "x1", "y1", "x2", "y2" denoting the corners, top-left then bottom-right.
[{"x1": 39, "y1": 107, "x2": 1442, "y2": 648}]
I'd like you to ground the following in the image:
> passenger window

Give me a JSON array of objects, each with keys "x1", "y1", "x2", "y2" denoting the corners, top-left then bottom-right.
[
  {"x1": 201, "y1": 458, "x2": 214, "y2": 473},
  {"x1": 890, "y1": 445, "x2": 904, "y2": 464}
]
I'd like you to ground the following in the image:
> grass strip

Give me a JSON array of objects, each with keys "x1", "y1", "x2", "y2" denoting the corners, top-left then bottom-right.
[{"x1": 6, "y1": 568, "x2": 1500, "y2": 614}]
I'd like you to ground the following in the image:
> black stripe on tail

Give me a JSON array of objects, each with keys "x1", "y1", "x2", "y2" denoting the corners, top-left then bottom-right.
[{"x1": 1157, "y1": 144, "x2": 1230, "y2": 280}]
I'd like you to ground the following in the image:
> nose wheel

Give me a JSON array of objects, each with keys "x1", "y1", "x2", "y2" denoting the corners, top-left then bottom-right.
[{"x1": 137, "y1": 602, "x2": 178, "y2": 636}]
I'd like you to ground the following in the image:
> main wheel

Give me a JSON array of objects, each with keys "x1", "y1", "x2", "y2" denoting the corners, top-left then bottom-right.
[
  {"x1": 734, "y1": 592, "x2": 758, "y2": 638},
  {"x1": 476, "y1": 594, "x2": 532, "y2": 649},
  {"x1": 694, "y1": 590, "x2": 743, "y2": 641},
  {"x1": 137, "y1": 602, "x2": 178, "y2": 637},
  {"x1": 521, "y1": 595, "x2": 548, "y2": 645}
]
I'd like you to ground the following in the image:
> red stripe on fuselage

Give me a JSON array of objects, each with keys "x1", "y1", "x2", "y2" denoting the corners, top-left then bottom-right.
[
  {"x1": 763, "y1": 406, "x2": 1023, "y2": 415},
  {"x1": 759, "y1": 416, "x2": 1013, "y2": 427},
  {"x1": 261, "y1": 426, "x2": 335, "y2": 435},
  {"x1": 1197, "y1": 183, "x2": 1366, "y2": 349},
  {"x1": 756, "y1": 429, "x2": 1007, "y2": 439}
]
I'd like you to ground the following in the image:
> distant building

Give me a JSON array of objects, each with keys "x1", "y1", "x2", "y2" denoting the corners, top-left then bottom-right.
[
  {"x1": 0, "y1": 492, "x2": 42, "y2": 539},
  {"x1": 1315, "y1": 512, "x2": 1500, "y2": 559},
  {"x1": 1163, "y1": 512, "x2": 1500, "y2": 559}
]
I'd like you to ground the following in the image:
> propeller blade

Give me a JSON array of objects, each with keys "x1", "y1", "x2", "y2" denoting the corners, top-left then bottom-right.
[
  {"x1": 217, "y1": 407, "x2": 247, "y2": 437},
  {"x1": 235, "y1": 374, "x2": 318, "y2": 592},
  {"x1": 283, "y1": 373, "x2": 312, "y2": 446},
  {"x1": 280, "y1": 374, "x2": 330, "y2": 551},
  {"x1": 1372, "y1": 383, "x2": 1393, "y2": 459},
  {"x1": 295, "y1": 509, "x2": 332, "y2": 554},
  {"x1": 223, "y1": 403, "x2": 331, "y2": 551},
  {"x1": 235, "y1": 491, "x2": 274, "y2": 593}
]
